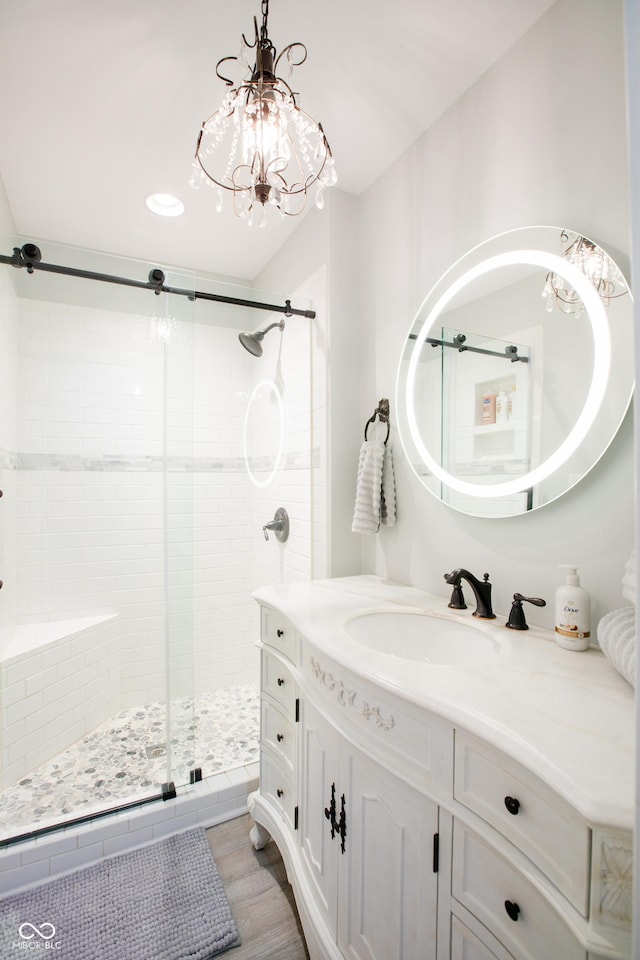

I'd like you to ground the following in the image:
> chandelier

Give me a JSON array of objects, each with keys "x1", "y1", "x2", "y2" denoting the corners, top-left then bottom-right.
[
  {"x1": 190, "y1": 0, "x2": 336, "y2": 225},
  {"x1": 542, "y1": 230, "x2": 628, "y2": 317}
]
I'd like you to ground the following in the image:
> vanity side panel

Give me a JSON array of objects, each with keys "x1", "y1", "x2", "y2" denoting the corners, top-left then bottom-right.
[{"x1": 589, "y1": 826, "x2": 633, "y2": 947}]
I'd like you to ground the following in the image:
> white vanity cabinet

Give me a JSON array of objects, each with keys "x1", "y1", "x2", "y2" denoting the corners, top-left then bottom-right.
[{"x1": 248, "y1": 581, "x2": 633, "y2": 960}]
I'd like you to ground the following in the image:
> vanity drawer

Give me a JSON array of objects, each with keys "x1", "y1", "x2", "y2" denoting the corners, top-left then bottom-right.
[
  {"x1": 454, "y1": 731, "x2": 590, "y2": 914},
  {"x1": 261, "y1": 699, "x2": 296, "y2": 777},
  {"x1": 261, "y1": 606, "x2": 298, "y2": 663},
  {"x1": 451, "y1": 914, "x2": 515, "y2": 960},
  {"x1": 261, "y1": 749, "x2": 296, "y2": 832},
  {"x1": 452, "y1": 820, "x2": 586, "y2": 960},
  {"x1": 262, "y1": 649, "x2": 297, "y2": 716}
]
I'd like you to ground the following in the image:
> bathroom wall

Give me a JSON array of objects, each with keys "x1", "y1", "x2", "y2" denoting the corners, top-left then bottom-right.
[
  {"x1": 245, "y1": 275, "x2": 328, "y2": 592},
  {"x1": 256, "y1": 192, "x2": 361, "y2": 580},
  {"x1": 261, "y1": 0, "x2": 633, "y2": 630},
  {"x1": 0, "y1": 182, "x2": 17, "y2": 658},
  {"x1": 623, "y1": 3, "x2": 640, "y2": 954},
  {"x1": 356, "y1": 0, "x2": 633, "y2": 628}
]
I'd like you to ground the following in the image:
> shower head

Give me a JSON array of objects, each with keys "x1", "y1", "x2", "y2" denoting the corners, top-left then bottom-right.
[{"x1": 238, "y1": 319, "x2": 285, "y2": 357}]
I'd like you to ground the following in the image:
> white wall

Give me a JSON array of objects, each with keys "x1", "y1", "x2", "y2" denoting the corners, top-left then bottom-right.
[
  {"x1": 355, "y1": 0, "x2": 633, "y2": 629},
  {"x1": 0, "y1": 176, "x2": 18, "y2": 658},
  {"x1": 622, "y1": 1, "x2": 640, "y2": 946},
  {"x1": 256, "y1": 190, "x2": 363, "y2": 579}
]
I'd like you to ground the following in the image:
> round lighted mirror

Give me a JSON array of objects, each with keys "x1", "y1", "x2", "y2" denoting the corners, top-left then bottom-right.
[
  {"x1": 243, "y1": 378, "x2": 286, "y2": 488},
  {"x1": 396, "y1": 226, "x2": 634, "y2": 517}
]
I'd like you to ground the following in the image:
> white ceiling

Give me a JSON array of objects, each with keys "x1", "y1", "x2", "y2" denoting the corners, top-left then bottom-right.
[{"x1": 0, "y1": 0, "x2": 556, "y2": 281}]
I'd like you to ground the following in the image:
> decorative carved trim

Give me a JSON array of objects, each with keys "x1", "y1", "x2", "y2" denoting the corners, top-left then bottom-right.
[
  {"x1": 310, "y1": 657, "x2": 395, "y2": 730},
  {"x1": 599, "y1": 838, "x2": 633, "y2": 926}
]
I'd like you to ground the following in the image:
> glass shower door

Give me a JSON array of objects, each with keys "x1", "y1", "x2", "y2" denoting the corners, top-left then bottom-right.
[{"x1": 0, "y1": 236, "x2": 197, "y2": 838}]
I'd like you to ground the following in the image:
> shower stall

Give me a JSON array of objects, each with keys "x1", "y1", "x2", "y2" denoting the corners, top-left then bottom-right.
[{"x1": 0, "y1": 236, "x2": 324, "y2": 843}]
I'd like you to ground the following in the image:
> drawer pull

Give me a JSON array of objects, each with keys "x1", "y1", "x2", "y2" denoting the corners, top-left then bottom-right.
[
  {"x1": 277, "y1": 733, "x2": 284, "y2": 742},
  {"x1": 277, "y1": 788, "x2": 284, "y2": 798},
  {"x1": 277, "y1": 677, "x2": 285, "y2": 686},
  {"x1": 276, "y1": 628, "x2": 284, "y2": 637},
  {"x1": 504, "y1": 795, "x2": 520, "y2": 815},
  {"x1": 504, "y1": 900, "x2": 520, "y2": 922}
]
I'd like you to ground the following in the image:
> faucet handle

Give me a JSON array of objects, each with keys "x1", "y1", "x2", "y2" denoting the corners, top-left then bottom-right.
[
  {"x1": 262, "y1": 507, "x2": 289, "y2": 543},
  {"x1": 505, "y1": 593, "x2": 546, "y2": 631},
  {"x1": 447, "y1": 583, "x2": 467, "y2": 610}
]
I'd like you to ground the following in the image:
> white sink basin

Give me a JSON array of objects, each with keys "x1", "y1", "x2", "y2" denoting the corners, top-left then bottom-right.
[{"x1": 345, "y1": 611, "x2": 502, "y2": 665}]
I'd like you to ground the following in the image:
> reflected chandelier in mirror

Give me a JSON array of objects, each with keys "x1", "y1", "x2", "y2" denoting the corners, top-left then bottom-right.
[{"x1": 395, "y1": 226, "x2": 634, "y2": 518}]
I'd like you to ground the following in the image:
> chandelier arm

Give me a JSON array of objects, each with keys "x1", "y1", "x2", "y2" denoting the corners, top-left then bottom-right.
[
  {"x1": 216, "y1": 56, "x2": 239, "y2": 86},
  {"x1": 272, "y1": 74, "x2": 301, "y2": 106},
  {"x1": 274, "y1": 42, "x2": 308, "y2": 73}
]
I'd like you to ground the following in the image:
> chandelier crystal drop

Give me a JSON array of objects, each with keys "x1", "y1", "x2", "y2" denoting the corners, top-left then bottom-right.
[
  {"x1": 190, "y1": 0, "x2": 336, "y2": 223},
  {"x1": 542, "y1": 230, "x2": 628, "y2": 317}
]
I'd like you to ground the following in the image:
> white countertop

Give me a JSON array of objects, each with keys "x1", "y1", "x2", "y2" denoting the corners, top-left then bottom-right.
[{"x1": 254, "y1": 575, "x2": 635, "y2": 830}]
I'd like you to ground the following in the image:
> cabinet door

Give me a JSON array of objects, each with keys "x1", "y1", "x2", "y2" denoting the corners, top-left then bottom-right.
[
  {"x1": 338, "y1": 745, "x2": 439, "y2": 960},
  {"x1": 299, "y1": 697, "x2": 340, "y2": 938}
]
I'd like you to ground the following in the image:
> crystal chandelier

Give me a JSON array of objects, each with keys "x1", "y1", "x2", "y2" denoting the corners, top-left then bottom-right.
[
  {"x1": 190, "y1": 0, "x2": 336, "y2": 225},
  {"x1": 542, "y1": 230, "x2": 628, "y2": 317}
]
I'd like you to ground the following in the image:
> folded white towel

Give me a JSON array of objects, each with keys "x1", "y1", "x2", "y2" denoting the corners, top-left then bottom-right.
[
  {"x1": 352, "y1": 437, "x2": 386, "y2": 533},
  {"x1": 380, "y1": 445, "x2": 396, "y2": 527},
  {"x1": 597, "y1": 606, "x2": 636, "y2": 688},
  {"x1": 622, "y1": 549, "x2": 636, "y2": 606}
]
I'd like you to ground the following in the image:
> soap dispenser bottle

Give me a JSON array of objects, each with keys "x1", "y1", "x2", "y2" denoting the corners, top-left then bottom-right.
[{"x1": 554, "y1": 565, "x2": 591, "y2": 651}]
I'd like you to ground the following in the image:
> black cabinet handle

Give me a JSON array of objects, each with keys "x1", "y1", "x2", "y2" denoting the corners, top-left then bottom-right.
[
  {"x1": 277, "y1": 788, "x2": 284, "y2": 798},
  {"x1": 504, "y1": 795, "x2": 520, "y2": 815},
  {"x1": 325, "y1": 782, "x2": 337, "y2": 839},
  {"x1": 276, "y1": 628, "x2": 284, "y2": 637},
  {"x1": 277, "y1": 677, "x2": 284, "y2": 686},
  {"x1": 504, "y1": 900, "x2": 520, "y2": 922},
  {"x1": 277, "y1": 733, "x2": 284, "y2": 742},
  {"x1": 339, "y1": 793, "x2": 347, "y2": 854}
]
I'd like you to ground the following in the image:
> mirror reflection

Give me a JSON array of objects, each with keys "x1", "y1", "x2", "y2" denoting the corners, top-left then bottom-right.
[{"x1": 396, "y1": 227, "x2": 634, "y2": 518}]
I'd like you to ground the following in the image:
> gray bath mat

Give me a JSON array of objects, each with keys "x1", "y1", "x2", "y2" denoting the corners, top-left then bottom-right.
[{"x1": 0, "y1": 827, "x2": 240, "y2": 959}]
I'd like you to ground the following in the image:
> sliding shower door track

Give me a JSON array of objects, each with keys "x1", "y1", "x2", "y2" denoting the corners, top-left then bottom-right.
[
  {"x1": 0, "y1": 790, "x2": 170, "y2": 849},
  {"x1": 0, "y1": 242, "x2": 316, "y2": 319}
]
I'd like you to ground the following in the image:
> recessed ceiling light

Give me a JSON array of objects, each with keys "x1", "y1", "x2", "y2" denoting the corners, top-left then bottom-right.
[{"x1": 145, "y1": 193, "x2": 185, "y2": 217}]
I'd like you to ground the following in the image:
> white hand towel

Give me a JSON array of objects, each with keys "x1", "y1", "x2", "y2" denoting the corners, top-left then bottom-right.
[
  {"x1": 352, "y1": 437, "x2": 385, "y2": 533},
  {"x1": 597, "y1": 606, "x2": 636, "y2": 688},
  {"x1": 622, "y1": 549, "x2": 636, "y2": 606},
  {"x1": 380, "y1": 445, "x2": 396, "y2": 527}
]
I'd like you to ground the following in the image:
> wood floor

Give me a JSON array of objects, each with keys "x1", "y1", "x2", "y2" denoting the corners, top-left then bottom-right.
[{"x1": 206, "y1": 814, "x2": 310, "y2": 960}]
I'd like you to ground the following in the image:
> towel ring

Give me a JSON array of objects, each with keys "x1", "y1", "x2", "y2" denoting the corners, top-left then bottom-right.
[{"x1": 364, "y1": 398, "x2": 390, "y2": 445}]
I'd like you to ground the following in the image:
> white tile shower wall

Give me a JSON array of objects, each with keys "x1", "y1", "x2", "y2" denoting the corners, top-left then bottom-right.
[
  {"x1": 192, "y1": 321, "x2": 255, "y2": 696},
  {"x1": 249, "y1": 301, "x2": 315, "y2": 593},
  {"x1": 16, "y1": 298, "x2": 258, "y2": 710},
  {"x1": 0, "y1": 616, "x2": 120, "y2": 788},
  {"x1": 0, "y1": 265, "x2": 19, "y2": 659}
]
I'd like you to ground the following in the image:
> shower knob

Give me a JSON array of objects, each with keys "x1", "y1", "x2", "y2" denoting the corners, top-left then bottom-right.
[{"x1": 262, "y1": 507, "x2": 289, "y2": 543}]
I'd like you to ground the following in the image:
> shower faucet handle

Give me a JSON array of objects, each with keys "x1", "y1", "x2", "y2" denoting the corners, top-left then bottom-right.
[{"x1": 262, "y1": 507, "x2": 289, "y2": 543}]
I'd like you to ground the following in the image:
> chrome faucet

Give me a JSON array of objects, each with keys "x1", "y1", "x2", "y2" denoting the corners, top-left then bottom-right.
[{"x1": 444, "y1": 569, "x2": 496, "y2": 619}]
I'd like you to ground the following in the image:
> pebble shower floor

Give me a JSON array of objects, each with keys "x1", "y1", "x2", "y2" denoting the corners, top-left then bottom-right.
[{"x1": 0, "y1": 683, "x2": 259, "y2": 839}]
